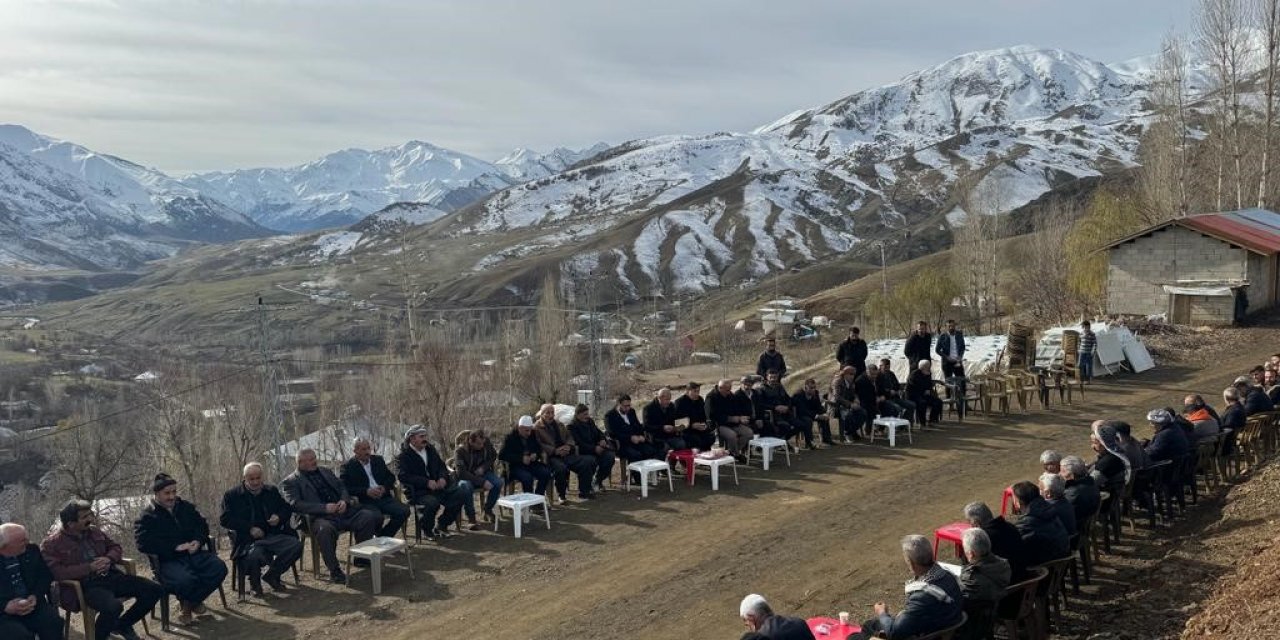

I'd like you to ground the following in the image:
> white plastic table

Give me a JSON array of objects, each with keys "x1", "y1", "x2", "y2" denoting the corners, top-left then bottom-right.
[
  {"x1": 346, "y1": 536, "x2": 414, "y2": 595},
  {"x1": 494, "y1": 492, "x2": 552, "y2": 538},
  {"x1": 871, "y1": 417, "x2": 912, "y2": 447},
  {"x1": 747, "y1": 437, "x2": 791, "y2": 470},
  {"x1": 626, "y1": 459, "x2": 674, "y2": 498},
  {"x1": 693, "y1": 454, "x2": 739, "y2": 490}
]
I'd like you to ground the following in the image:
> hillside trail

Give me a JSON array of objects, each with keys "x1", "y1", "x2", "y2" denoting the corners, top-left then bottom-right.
[{"x1": 131, "y1": 329, "x2": 1277, "y2": 640}]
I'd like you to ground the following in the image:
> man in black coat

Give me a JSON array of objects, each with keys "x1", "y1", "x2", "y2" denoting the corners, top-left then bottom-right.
[
  {"x1": 1060, "y1": 455, "x2": 1101, "y2": 526},
  {"x1": 674, "y1": 382, "x2": 715, "y2": 450},
  {"x1": 791, "y1": 378, "x2": 834, "y2": 447},
  {"x1": 1009, "y1": 481, "x2": 1069, "y2": 567},
  {"x1": 756, "y1": 338, "x2": 787, "y2": 378},
  {"x1": 759, "y1": 370, "x2": 799, "y2": 446},
  {"x1": 876, "y1": 358, "x2": 917, "y2": 421},
  {"x1": 220, "y1": 462, "x2": 302, "y2": 595},
  {"x1": 642, "y1": 388, "x2": 686, "y2": 454},
  {"x1": 134, "y1": 474, "x2": 228, "y2": 621},
  {"x1": 340, "y1": 438, "x2": 409, "y2": 538},
  {"x1": 739, "y1": 593, "x2": 816, "y2": 640},
  {"x1": 903, "y1": 321, "x2": 933, "y2": 370},
  {"x1": 499, "y1": 416, "x2": 552, "y2": 495},
  {"x1": 282, "y1": 450, "x2": 379, "y2": 582},
  {"x1": 963, "y1": 501, "x2": 1031, "y2": 581},
  {"x1": 0, "y1": 523, "x2": 60, "y2": 640},
  {"x1": 707, "y1": 380, "x2": 754, "y2": 461},
  {"x1": 836, "y1": 326, "x2": 869, "y2": 376},
  {"x1": 906, "y1": 360, "x2": 943, "y2": 427},
  {"x1": 395, "y1": 426, "x2": 471, "y2": 537},
  {"x1": 606, "y1": 394, "x2": 659, "y2": 463}
]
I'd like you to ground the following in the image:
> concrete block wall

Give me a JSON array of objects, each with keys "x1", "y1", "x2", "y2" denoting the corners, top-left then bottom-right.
[
  {"x1": 1106, "y1": 226, "x2": 1249, "y2": 317},
  {"x1": 1186, "y1": 295, "x2": 1235, "y2": 325},
  {"x1": 1246, "y1": 253, "x2": 1276, "y2": 310}
]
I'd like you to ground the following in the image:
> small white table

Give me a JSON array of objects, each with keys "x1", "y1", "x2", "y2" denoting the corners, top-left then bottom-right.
[
  {"x1": 747, "y1": 437, "x2": 791, "y2": 470},
  {"x1": 693, "y1": 454, "x2": 739, "y2": 490},
  {"x1": 346, "y1": 536, "x2": 414, "y2": 595},
  {"x1": 494, "y1": 492, "x2": 552, "y2": 538},
  {"x1": 626, "y1": 459, "x2": 674, "y2": 498},
  {"x1": 871, "y1": 417, "x2": 912, "y2": 447}
]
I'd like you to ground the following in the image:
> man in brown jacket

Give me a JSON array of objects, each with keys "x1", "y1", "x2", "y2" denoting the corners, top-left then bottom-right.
[
  {"x1": 42, "y1": 500, "x2": 163, "y2": 640},
  {"x1": 454, "y1": 429, "x2": 503, "y2": 524},
  {"x1": 534, "y1": 404, "x2": 597, "y2": 504}
]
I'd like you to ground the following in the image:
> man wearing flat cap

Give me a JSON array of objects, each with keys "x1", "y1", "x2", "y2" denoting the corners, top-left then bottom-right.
[{"x1": 396, "y1": 425, "x2": 473, "y2": 538}]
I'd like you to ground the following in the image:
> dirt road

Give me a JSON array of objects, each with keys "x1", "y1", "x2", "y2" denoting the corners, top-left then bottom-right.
[{"x1": 127, "y1": 339, "x2": 1272, "y2": 640}]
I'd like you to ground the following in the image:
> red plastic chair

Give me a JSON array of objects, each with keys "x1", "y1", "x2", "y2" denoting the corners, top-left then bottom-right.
[
  {"x1": 665, "y1": 449, "x2": 696, "y2": 486},
  {"x1": 933, "y1": 521, "x2": 972, "y2": 560}
]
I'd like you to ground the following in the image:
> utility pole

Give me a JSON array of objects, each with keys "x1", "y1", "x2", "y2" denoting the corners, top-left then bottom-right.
[
  {"x1": 585, "y1": 273, "x2": 603, "y2": 414},
  {"x1": 242, "y1": 294, "x2": 296, "y2": 480}
]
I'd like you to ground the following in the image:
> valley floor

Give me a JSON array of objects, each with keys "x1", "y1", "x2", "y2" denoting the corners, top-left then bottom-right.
[{"x1": 92, "y1": 325, "x2": 1279, "y2": 640}]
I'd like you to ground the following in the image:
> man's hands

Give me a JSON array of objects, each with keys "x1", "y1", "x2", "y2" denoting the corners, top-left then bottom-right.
[
  {"x1": 249, "y1": 526, "x2": 265, "y2": 540},
  {"x1": 556, "y1": 444, "x2": 572, "y2": 456},
  {"x1": 522, "y1": 453, "x2": 534, "y2": 465},
  {"x1": 366, "y1": 486, "x2": 386, "y2": 499},
  {"x1": 325, "y1": 501, "x2": 348, "y2": 515},
  {"x1": 89, "y1": 557, "x2": 112, "y2": 573},
  {"x1": 4, "y1": 596, "x2": 36, "y2": 616},
  {"x1": 267, "y1": 514, "x2": 280, "y2": 527},
  {"x1": 874, "y1": 602, "x2": 888, "y2": 616},
  {"x1": 174, "y1": 541, "x2": 201, "y2": 554},
  {"x1": 631, "y1": 435, "x2": 645, "y2": 444},
  {"x1": 594, "y1": 444, "x2": 606, "y2": 455}
]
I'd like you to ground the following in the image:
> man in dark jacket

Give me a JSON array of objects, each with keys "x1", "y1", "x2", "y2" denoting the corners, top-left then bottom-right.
[
  {"x1": 850, "y1": 535, "x2": 963, "y2": 640},
  {"x1": 43, "y1": 500, "x2": 163, "y2": 639},
  {"x1": 219, "y1": 463, "x2": 302, "y2": 596},
  {"x1": 133, "y1": 474, "x2": 228, "y2": 621},
  {"x1": 567, "y1": 404, "x2": 615, "y2": 494},
  {"x1": 836, "y1": 327, "x2": 869, "y2": 375},
  {"x1": 454, "y1": 429, "x2": 504, "y2": 521},
  {"x1": 832, "y1": 366, "x2": 870, "y2": 441},
  {"x1": 759, "y1": 370, "x2": 799, "y2": 446},
  {"x1": 756, "y1": 338, "x2": 787, "y2": 378},
  {"x1": 735, "y1": 377, "x2": 767, "y2": 435},
  {"x1": 605, "y1": 394, "x2": 659, "y2": 464},
  {"x1": 877, "y1": 358, "x2": 917, "y2": 421},
  {"x1": 1143, "y1": 409, "x2": 1189, "y2": 463},
  {"x1": 963, "y1": 501, "x2": 1030, "y2": 581},
  {"x1": 340, "y1": 438, "x2": 411, "y2": 537},
  {"x1": 853, "y1": 366, "x2": 880, "y2": 421},
  {"x1": 739, "y1": 593, "x2": 816, "y2": 640},
  {"x1": 1060, "y1": 456, "x2": 1101, "y2": 525},
  {"x1": 1236, "y1": 376, "x2": 1276, "y2": 415},
  {"x1": 0, "y1": 523, "x2": 60, "y2": 640},
  {"x1": 534, "y1": 403, "x2": 597, "y2": 504},
  {"x1": 708, "y1": 380, "x2": 754, "y2": 461},
  {"x1": 903, "y1": 321, "x2": 933, "y2": 369},
  {"x1": 906, "y1": 360, "x2": 943, "y2": 427},
  {"x1": 935, "y1": 319, "x2": 966, "y2": 380},
  {"x1": 791, "y1": 378, "x2": 834, "y2": 447},
  {"x1": 500, "y1": 415, "x2": 553, "y2": 495},
  {"x1": 282, "y1": 450, "x2": 379, "y2": 582},
  {"x1": 1040, "y1": 473, "x2": 1076, "y2": 537},
  {"x1": 1009, "y1": 481, "x2": 1069, "y2": 567},
  {"x1": 395, "y1": 426, "x2": 472, "y2": 537},
  {"x1": 958, "y1": 528, "x2": 1011, "y2": 607},
  {"x1": 641, "y1": 389, "x2": 686, "y2": 455},
  {"x1": 674, "y1": 382, "x2": 715, "y2": 450}
]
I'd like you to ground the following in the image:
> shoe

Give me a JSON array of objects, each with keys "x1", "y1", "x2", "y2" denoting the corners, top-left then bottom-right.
[
  {"x1": 354, "y1": 557, "x2": 371, "y2": 568},
  {"x1": 842, "y1": 436, "x2": 854, "y2": 445},
  {"x1": 176, "y1": 608, "x2": 194, "y2": 626},
  {"x1": 592, "y1": 480, "x2": 605, "y2": 493},
  {"x1": 483, "y1": 508, "x2": 496, "y2": 522},
  {"x1": 556, "y1": 496, "x2": 568, "y2": 506},
  {"x1": 328, "y1": 568, "x2": 347, "y2": 583},
  {"x1": 822, "y1": 439, "x2": 836, "y2": 446},
  {"x1": 579, "y1": 492, "x2": 596, "y2": 500},
  {"x1": 433, "y1": 528, "x2": 455, "y2": 539},
  {"x1": 191, "y1": 602, "x2": 209, "y2": 616},
  {"x1": 115, "y1": 625, "x2": 143, "y2": 640},
  {"x1": 263, "y1": 574, "x2": 288, "y2": 592},
  {"x1": 248, "y1": 573, "x2": 264, "y2": 597},
  {"x1": 466, "y1": 519, "x2": 482, "y2": 531}
]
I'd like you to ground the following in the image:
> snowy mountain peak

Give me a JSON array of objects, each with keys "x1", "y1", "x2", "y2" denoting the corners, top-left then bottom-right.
[{"x1": 495, "y1": 142, "x2": 611, "y2": 181}]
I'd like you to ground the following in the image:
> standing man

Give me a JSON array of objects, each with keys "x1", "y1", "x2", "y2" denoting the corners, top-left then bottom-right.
[
  {"x1": 903, "y1": 321, "x2": 933, "y2": 372},
  {"x1": 133, "y1": 474, "x2": 228, "y2": 623},
  {"x1": 674, "y1": 382, "x2": 714, "y2": 451},
  {"x1": 0, "y1": 523, "x2": 61, "y2": 640},
  {"x1": 756, "y1": 337, "x2": 787, "y2": 378},
  {"x1": 935, "y1": 319, "x2": 966, "y2": 381},
  {"x1": 340, "y1": 438, "x2": 411, "y2": 537},
  {"x1": 282, "y1": 449, "x2": 379, "y2": 583},
  {"x1": 219, "y1": 463, "x2": 303, "y2": 596},
  {"x1": 44, "y1": 501, "x2": 163, "y2": 639},
  {"x1": 836, "y1": 327, "x2": 869, "y2": 376},
  {"x1": 1078, "y1": 321, "x2": 1097, "y2": 382},
  {"x1": 395, "y1": 426, "x2": 473, "y2": 537}
]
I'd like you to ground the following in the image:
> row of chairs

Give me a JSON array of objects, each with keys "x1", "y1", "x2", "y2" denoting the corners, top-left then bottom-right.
[{"x1": 938, "y1": 366, "x2": 1087, "y2": 421}]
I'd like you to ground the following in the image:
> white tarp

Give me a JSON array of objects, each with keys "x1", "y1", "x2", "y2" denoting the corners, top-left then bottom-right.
[
  {"x1": 1035, "y1": 322, "x2": 1155, "y2": 375},
  {"x1": 1162, "y1": 285, "x2": 1233, "y2": 296},
  {"x1": 865, "y1": 335, "x2": 1008, "y2": 379}
]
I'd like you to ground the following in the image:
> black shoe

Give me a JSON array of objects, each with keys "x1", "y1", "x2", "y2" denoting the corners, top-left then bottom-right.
[
  {"x1": 248, "y1": 573, "x2": 264, "y2": 597},
  {"x1": 432, "y1": 528, "x2": 455, "y2": 539},
  {"x1": 353, "y1": 557, "x2": 371, "y2": 568},
  {"x1": 328, "y1": 568, "x2": 347, "y2": 583},
  {"x1": 822, "y1": 439, "x2": 836, "y2": 446},
  {"x1": 263, "y1": 573, "x2": 288, "y2": 592},
  {"x1": 115, "y1": 626, "x2": 143, "y2": 640},
  {"x1": 578, "y1": 492, "x2": 596, "y2": 500}
]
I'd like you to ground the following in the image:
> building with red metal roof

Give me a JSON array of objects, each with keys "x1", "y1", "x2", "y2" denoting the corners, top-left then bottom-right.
[{"x1": 1100, "y1": 209, "x2": 1280, "y2": 324}]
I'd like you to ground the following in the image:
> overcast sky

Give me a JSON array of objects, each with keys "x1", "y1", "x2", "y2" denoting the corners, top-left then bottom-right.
[{"x1": 0, "y1": 0, "x2": 1196, "y2": 174}]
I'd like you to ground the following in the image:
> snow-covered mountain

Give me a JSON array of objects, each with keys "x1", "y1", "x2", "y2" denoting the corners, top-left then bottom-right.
[
  {"x1": 183, "y1": 141, "x2": 522, "y2": 233},
  {"x1": 495, "y1": 143, "x2": 612, "y2": 181},
  {"x1": 408, "y1": 45, "x2": 1169, "y2": 300},
  {"x1": 0, "y1": 125, "x2": 267, "y2": 271}
]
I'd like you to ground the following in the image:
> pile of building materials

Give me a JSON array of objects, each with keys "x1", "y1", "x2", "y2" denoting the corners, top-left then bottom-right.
[{"x1": 1035, "y1": 322, "x2": 1155, "y2": 375}]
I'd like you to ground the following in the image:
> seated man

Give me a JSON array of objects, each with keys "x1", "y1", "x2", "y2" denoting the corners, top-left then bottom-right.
[
  {"x1": 340, "y1": 437, "x2": 413, "y2": 536},
  {"x1": 708, "y1": 379, "x2": 754, "y2": 462},
  {"x1": 831, "y1": 366, "x2": 869, "y2": 442},
  {"x1": 1237, "y1": 375, "x2": 1276, "y2": 415},
  {"x1": 738, "y1": 593, "x2": 815, "y2": 640},
  {"x1": 791, "y1": 377, "x2": 835, "y2": 448},
  {"x1": 1039, "y1": 473, "x2": 1077, "y2": 538},
  {"x1": 962, "y1": 501, "x2": 1030, "y2": 581},
  {"x1": 44, "y1": 500, "x2": 163, "y2": 639},
  {"x1": 499, "y1": 416, "x2": 553, "y2": 495},
  {"x1": 1009, "y1": 481, "x2": 1069, "y2": 567},
  {"x1": 1114, "y1": 422, "x2": 1151, "y2": 470},
  {"x1": 759, "y1": 370, "x2": 800, "y2": 447},
  {"x1": 877, "y1": 358, "x2": 916, "y2": 422},
  {"x1": 642, "y1": 389, "x2": 687, "y2": 455},
  {"x1": 567, "y1": 404, "x2": 616, "y2": 494},
  {"x1": 905, "y1": 360, "x2": 943, "y2": 428},
  {"x1": 396, "y1": 426, "x2": 473, "y2": 537},
  {"x1": 282, "y1": 450, "x2": 379, "y2": 582},
  {"x1": 1182, "y1": 394, "x2": 1221, "y2": 439},
  {"x1": 958, "y1": 528, "x2": 1011, "y2": 613},
  {"x1": 1089, "y1": 420, "x2": 1131, "y2": 492},
  {"x1": 0, "y1": 523, "x2": 61, "y2": 640},
  {"x1": 219, "y1": 463, "x2": 303, "y2": 596},
  {"x1": 534, "y1": 403, "x2": 597, "y2": 504},
  {"x1": 674, "y1": 382, "x2": 715, "y2": 451},
  {"x1": 1040, "y1": 450, "x2": 1062, "y2": 475},
  {"x1": 850, "y1": 535, "x2": 963, "y2": 640},
  {"x1": 606, "y1": 394, "x2": 659, "y2": 467},
  {"x1": 454, "y1": 429, "x2": 504, "y2": 522},
  {"x1": 1059, "y1": 455, "x2": 1101, "y2": 526},
  {"x1": 133, "y1": 474, "x2": 228, "y2": 622},
  {"x1": 853, "y1": 365, "x2": 880, "y2": 427},
  {"x1": 1143, "y1": 409, "x2": 1189, "y2": 463},
  {"x1": 735, "y1": 376, "x2": 767, "y2": 435}
]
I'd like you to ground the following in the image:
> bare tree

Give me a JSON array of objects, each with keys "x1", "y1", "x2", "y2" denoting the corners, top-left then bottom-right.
[
  {"x1": 1259, "y1": 0, "x2": 1280, "y2": 207},
  {"x1": 1198, "y1": 0, "x2": 1252, "y2": 210},
  {"x1": 47, "y1": 401, "x2": 147, "y2": 502},
  {"x1": 1007, "y1": 200, "x2": 1084, "y2": 324},
  {"x1": 1141, "y1": 33, "x2": 1192, "y2": 220},
  {"x1": 954, "y1": 174, "x2": 1006, "y2": 333}
]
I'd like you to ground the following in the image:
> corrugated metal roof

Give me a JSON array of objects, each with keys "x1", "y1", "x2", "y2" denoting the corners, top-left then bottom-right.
[
  {"x1": 1099, "y1": 208, "x2": 1280, "y2": 255},
  {"x1": 1180, "y1": 208, "x2": 1280, "y2": 254}
]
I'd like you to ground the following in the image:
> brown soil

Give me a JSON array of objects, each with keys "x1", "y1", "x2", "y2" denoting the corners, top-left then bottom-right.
[{"x1": 81, "y1": 325, "x2": 1280, "y2": 640}]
